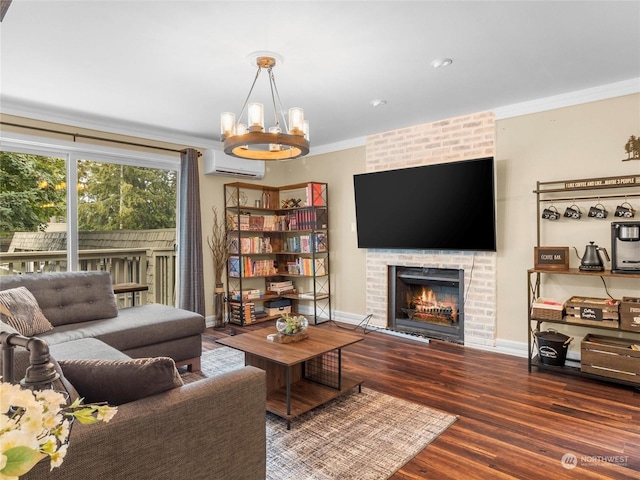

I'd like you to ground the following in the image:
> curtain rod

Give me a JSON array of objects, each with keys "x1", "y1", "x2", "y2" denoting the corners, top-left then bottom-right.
[{"x1": 1, "y1": 121, "x2": 199, "y2": 155}]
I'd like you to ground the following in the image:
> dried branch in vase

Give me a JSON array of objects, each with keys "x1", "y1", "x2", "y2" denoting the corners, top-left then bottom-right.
[{"x1": 207, "y1": 206, "x2": 230, "y2": 286}]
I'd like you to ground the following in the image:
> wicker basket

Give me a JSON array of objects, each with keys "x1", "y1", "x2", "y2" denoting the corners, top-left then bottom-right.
[{"x1": 531, "y1": 298, "x2": 565, "y2": 321}]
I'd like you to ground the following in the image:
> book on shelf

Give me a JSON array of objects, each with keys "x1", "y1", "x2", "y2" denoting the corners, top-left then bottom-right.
[
  {"x1": 230, "y1": 289, "x2": 262, "y2": 301},
  {"x1": 314, "y1": 233, "x2": 327, "y2": 252},
  {"x1": 228, "y1": 256, "x2": 276, "y2": 277},
  {"x1": 229, "y1": 238, "x2": 240, "y2": 254},
  {"x1": 306, "y1": 182, "x2": 325, "y2": 207},
  {"x1": 286, "y1": 208, "x2": 328, "y2": 231},
  {"x1": 227, "y1": 213, "x2": 238, "y2": 230},
  {"x1": 267, "y1": 280, "x2": 294, "y2": 294},
  {"x1": 295, "y1": 257, "x2": 326, "y2": 276},
  {"x1": 230, "y1": 302, "x2": 256, "y2": 323},
  {"x1": 228, "y1": 256, "x2": 241, "y2": 277},
  {"x1": 237, "y1": 236, "x2": 272, "y2": 254}
]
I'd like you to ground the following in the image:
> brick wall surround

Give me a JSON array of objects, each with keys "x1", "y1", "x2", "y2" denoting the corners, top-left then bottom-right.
[{"x1": 365, "y1": 111, "x2": 497, "y2": 347}]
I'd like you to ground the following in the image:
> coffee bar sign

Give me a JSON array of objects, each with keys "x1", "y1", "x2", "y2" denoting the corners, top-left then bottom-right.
[
  {"x1": 534, "y1": 246, "x2": 570, "y2": 270},
  {"x1": 564, "y1": 176, "x2": 636, "y2": 189}
]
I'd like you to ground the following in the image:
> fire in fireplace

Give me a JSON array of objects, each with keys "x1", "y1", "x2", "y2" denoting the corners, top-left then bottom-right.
[{"x1": 388, "y1": 266, "x2": 464, "y2": 344}]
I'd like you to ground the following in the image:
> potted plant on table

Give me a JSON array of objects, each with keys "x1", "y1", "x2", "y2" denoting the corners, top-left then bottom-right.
[{"x1": 207, "y1": 206, "x2": 229, "y2": 328}]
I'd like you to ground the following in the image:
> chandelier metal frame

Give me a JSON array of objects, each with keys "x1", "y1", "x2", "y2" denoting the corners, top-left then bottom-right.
[{"x1": 221, "y1": 55, "x2": 309, "y2": 161}]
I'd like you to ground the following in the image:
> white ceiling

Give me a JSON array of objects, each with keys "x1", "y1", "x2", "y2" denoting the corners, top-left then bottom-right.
[{"x1": 1, "y1": 1, "x2": 639, "y2": 152}]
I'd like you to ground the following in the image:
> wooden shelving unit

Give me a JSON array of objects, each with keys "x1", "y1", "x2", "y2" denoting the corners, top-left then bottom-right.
[
  {"x1": 528, "y1": 175, "x2": 640, "y2": 387},
  {"x1": 224, "y1": 181, "x2": 331, "y2": 326}
]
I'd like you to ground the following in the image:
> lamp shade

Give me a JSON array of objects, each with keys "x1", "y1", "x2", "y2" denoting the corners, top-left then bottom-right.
[{"x1": 288, "y1": 107, "x2": 304, "y2": 134}]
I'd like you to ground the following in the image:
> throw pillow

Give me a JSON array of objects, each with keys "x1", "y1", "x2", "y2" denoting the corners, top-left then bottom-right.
[
  {"x1": 58, "y1": 357, "x2": 184, "y2": 406},
  {"x1": 0, "y1": 287, "x2": 54, "y2": 336}
]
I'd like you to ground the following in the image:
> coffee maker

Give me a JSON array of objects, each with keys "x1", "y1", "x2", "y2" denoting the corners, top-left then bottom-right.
[{"x1": 611, "y1": 221, "x2": 640, "y2": 273}]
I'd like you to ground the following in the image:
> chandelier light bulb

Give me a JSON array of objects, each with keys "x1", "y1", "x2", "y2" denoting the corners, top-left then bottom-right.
[
  {"x1": 303, "y1": 120, "x2": 310, "y2": 141},
  {"x1": 220, "y1": 112, "x2": 235, "y2": 137},
  {"x1": 269, "y1": 126, "x2": 282, "y2": 151},
  {"x1": 248, "y1": 103, "x2": 264, "y2": 131},
  {"x1": 288, "y1": 107, "x2": 304, "y2": 134}
]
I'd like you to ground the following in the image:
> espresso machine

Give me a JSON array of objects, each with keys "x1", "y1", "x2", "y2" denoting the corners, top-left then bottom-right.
[{"x1": 611, "y1": 221, "x2": 640, "y2": 273}]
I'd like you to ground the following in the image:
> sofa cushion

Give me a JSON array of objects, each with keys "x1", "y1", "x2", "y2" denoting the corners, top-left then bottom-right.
[
  {"x1": 39, "y1": 303, "x2": 205, "y2": 352},
  {"x1": 0, "y1": 329, "x2": 80, "y2": 403},
  {"x1": 48, "y1": 337, "x2": 131, "y2": 361},
  {"x1": 59, "y1": 356, "x2": 184, "y2": 406},
  {"x1": 0, "y1": 271, "x2": 118, "y2": 326},
  {"x1": 0, "y1": 286, "x2": 54, "y2": 336}
]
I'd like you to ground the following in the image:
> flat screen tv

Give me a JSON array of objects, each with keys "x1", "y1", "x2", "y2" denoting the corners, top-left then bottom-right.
[{"x1": 353, "y1": 157, "x2": 497, "y2": 251}]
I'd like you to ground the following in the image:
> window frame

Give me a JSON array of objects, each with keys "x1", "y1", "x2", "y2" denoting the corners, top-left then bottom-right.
[{"x1": 0, "y1": 131, "x2": 181, "y2": 271}]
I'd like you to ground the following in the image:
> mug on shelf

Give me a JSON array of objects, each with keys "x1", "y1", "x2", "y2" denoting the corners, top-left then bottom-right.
[
  {"x1": 588, "y1": 203, "x2": 608, "y2": 219},
  {"x1": 614, "y1": 202, "x2": 635, "y2": 218},
  {"x1": 542, "y1": 206, "x2": 560, "y2": 220},
  {"x1": 563, "y1": 204, "x2": 581, "y2": 219}
]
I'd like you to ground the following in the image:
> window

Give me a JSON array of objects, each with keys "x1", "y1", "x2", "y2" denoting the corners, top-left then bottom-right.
[{"x1": 0, "y1": 134, "x2": 180, "y2": 306}]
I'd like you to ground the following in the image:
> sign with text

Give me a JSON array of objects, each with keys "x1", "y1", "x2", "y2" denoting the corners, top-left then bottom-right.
[
  {"x1": 580, "y1": 306, "x2": 604, "y2": 321},
  {"x1": 534, "y1": 246, "x2": 570, "y2": 271},
  {"x1": 564, "y1": 176, "x2": 636, "y2": 189}
]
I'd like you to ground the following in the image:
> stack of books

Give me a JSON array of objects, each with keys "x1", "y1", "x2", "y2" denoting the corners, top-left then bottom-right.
[
  {"x1": 267, "y1": 280, "x2": 294, "y2": 294},
  {"x1": 230, "y1": 302, "x2": 256, "y2": 324},
  {"x1": 230, "y1": 289, "x2": 262, "y2": 301}
]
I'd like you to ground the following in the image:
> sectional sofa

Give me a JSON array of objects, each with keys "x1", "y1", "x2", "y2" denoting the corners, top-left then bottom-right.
[{"x1": 0, "y1": 271, "x2": 267, "y2": 480}]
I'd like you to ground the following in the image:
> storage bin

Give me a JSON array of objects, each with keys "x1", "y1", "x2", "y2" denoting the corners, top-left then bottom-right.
[
  {"x1": 581, "y1": 334, "x2": 640, "y2": 385},
  {"x1": 265, "y1": 305, "x2": 291, "y2": 316},
  {"x1": 264, "y1": 299, "x2": 292, "y2": 308},
  {"x1": 535, "y1": 329, "x2": 572, "y2": 366},
  {"x1": 565, "y1": 296, "x2": 620, "y2": 328},
  {"x1": 620, "y1": 297, "x2": 640, "y2": 332},
  {"x1": 531, "y1": 298, "x2": 564, "y2": 321}
]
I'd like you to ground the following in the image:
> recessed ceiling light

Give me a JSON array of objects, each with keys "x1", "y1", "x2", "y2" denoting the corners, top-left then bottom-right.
[
  {"x1": 431, "y1": 58, "x2": 453, "y2": 69},
  {"x1": 370, "y1": 99, "x2": 387, "y2": 107}
]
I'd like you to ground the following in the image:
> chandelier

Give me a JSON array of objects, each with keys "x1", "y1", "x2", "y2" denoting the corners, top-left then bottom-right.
[{"x1": 220, "y1": 53, "x2": 310, "y2": 161}]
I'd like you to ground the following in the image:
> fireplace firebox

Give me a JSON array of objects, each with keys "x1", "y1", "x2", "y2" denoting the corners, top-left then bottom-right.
[{"x1": 388, "y1": 266, "x2": 464, "y2": 344}]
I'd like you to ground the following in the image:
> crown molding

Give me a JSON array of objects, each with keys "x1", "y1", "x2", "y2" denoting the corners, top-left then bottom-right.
[
  {"x1": 3, "y1": 77, "x2": 638, "y2": 154},
  {"x1": 493, "y1": 78, "x2": 640, "y2": 120},
  {"x1": 0, "y1": 97, "x2": 219, "y2": 150}
]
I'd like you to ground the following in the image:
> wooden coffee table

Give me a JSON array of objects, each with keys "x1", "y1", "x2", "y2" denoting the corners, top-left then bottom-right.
[{"x1": 216, "y1": 326, "x2": 364, "y2": 429}]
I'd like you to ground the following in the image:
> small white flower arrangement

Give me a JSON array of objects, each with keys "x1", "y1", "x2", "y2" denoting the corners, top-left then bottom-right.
[{"x1": 0, "y1": 380, "x2": 117, "y2": 479}]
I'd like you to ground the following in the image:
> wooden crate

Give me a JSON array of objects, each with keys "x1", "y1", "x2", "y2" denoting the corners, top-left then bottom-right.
[
  {"x1": 581, "y1": 334, "x2": 640, "y2": 385},
  {"x1": 620, "y1": 297, "x2": 640, "y2": 332},
  {"x1": 565, "y1": 296, "x2": 620, "y2": 328}
]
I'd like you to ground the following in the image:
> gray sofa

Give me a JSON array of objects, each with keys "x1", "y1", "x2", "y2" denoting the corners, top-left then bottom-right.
[
  {"x1": 0, "y1": 271, "x2": 267, "y2": 480},
  {"x1": 0, "y1": 271, "x2": 204, "y2": 371}
]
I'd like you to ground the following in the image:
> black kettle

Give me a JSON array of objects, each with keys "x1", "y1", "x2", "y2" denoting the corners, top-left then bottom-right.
[{"x1": 577, "y1": 241, "x2": 610, "y2": 271}]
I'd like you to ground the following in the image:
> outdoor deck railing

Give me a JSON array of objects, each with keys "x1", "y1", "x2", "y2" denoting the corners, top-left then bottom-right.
[{"x1": 0, "y1": 248, "x2": 176, "y2": 307}]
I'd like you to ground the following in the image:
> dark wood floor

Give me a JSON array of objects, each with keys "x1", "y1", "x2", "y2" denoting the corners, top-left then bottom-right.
[{"x1": 204, "y1": 321, "x2": 640, "y2": 480}]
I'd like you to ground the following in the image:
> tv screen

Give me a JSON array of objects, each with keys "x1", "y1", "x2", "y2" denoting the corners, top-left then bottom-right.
[{"x1": 353, "y1": 157, "x2": 497, "y2": 251}]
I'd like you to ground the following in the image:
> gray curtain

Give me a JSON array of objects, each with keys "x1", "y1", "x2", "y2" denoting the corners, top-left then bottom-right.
[{"x1": 178, "y1": 148, "x2": 205, "y2": 316}]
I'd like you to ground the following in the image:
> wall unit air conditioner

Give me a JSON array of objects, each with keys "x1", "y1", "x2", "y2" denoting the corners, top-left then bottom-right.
[{"x1": 203, "y1": 149, "x2": 265, "y2": 179}]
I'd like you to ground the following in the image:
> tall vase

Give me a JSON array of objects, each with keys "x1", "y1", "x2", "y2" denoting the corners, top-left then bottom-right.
[{"x1": 213, "y1": 283, "x2": 225, "y2": 328}]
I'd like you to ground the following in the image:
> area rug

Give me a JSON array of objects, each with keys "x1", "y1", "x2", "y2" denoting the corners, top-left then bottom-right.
[{"x1": 182, "y1": 347, "x2": 457, "y2": 480}]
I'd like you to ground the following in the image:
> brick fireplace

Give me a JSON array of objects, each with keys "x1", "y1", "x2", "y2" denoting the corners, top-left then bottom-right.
[{"x1": 364, "y1": 111, "x2": 497, "y2": 347}]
